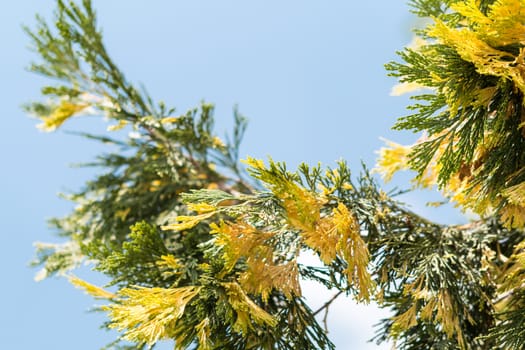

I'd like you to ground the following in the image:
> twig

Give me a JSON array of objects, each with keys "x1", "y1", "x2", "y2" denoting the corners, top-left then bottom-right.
[
  {"x1": 493, "y1": 282, "x2": 525, "y2": 305},
  {"x1": 312, "y1": 290, "x2": 344, "y2": 333},
  {"x1": 313, "y1": 290, "x2": 343, "y2": 317}
]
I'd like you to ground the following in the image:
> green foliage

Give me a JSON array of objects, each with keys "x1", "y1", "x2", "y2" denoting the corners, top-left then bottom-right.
[
  {"x1": 86, "y1": 221, "x2": 172, "y2": 288},
  {"x1": 28, "y1": 0, "x2": 525, "y2": 349},
  {"x1": 384, "y1": 0, "x2": 525, "y2": 227}
]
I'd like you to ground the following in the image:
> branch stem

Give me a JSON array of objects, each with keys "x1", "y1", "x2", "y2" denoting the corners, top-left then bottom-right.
[{"x1": 312, "y1": 290, "x2": 344, "y2": 317}]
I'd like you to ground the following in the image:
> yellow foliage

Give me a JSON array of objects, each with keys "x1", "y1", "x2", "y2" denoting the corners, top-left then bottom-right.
[
  {"x1": 114, "y1": 207, "x2": 131, "y2": 221},
  {"x1": 392, "y1": 276, "x2": 467, "y2": 348},
  {"x1": 196, "y1": 318, "x2": 212, "y2": 350},
  {"x1": 37, "y1": 100, "x2": 88, "y2": 132},
  {"x1": 452, "y1": 0, "x2": 525, "y2": 47},
  {"x1": 243, "y1": 156, "x2": 265, "y2": 170},
  {"x1": 302, "y1": 216, "x2": 340, "y2": 264},
  {"x1": 390, "y1": 81, "x2": 426, "y2": 96},
  {"x1": 156, "y1": 254, "x2": 181, "y2": 270},
  {"x1": 156, "y1": 254, "x2": 184, "y2": 279},
  {"x1": 207, "y1": 182, "x2": 219, "y2": 190},
  {"x1": 342, "y1": 182, "x2": 354, "y2": 191},
  {"x1": 243, "y1": 157, "x2": 323, "y2": 231},
  {"x1": 280, "y1": 182, "x2": 372, "y2": 300},
  {"x1": 221, "y1": 282, "x2": 277, "y2": 334},
  {"x1": 148, "y1": 180, "x2": 163, "y2": 191},
  {"x1": 496, "y1": 241, "x2": 525, "y2": 311},
  {"x1": 104, "y1": 285, "x2": 201, "y2": 345},
  {"x1": 420, "y1": 298, "x2": 437, "y2": 321},
  {"x1": 107, "y1": 119, "x2": 128, "y2": 131},
  {"x1": 391, "y1": 303, "x2": 418, "y2": 335},
  {"x1": 160, "y1": 116, "x2": 179, "y2": 124},
  {"x1": 239, "y1": 259, "x2": 301, "y2": 302},
  {"x1": 500, "y1": 203, "x2": 525, "y2": 228},
  {"x1": 212, "y1": 136, "x2": 226, "y2": 149},
  {"x1": 69, "y1": 275, "x2": 116, "y2": 299},
  {"x1": 187, "y1": 202, "x2": 217, "y2": 214},
  {"x1": 161, "y1": 212, "x2": 215, "y2": 232},
  {"x1": 318, "y1": 183, "x2": 335, "y2": 196},
  {"x1": 502, "y1": 181, "x2": 525, "y2": 206},
  {"x1": 283, "y1": 185, "x2": 322, "y2": 232},
  {"x1": 242, "y1": 157, "x2": 374, "y2": 301},
  {"x1": 435, "y1": 289, "x2": 464, "y2": 347},
  {"x1": 374, "y1": 139, "x2": 412, "y2": 182},
  {"x1": 334, "y1": 203, "x2": 374, "y2": 301},
  {"x1": 374, "y1": 134, "x2": 525, "y2": 227},
  {"x1": 211, "y1": 217, "x2": 302, "y2": 301},
  {"x1": 429, "y1": 1, "x2": 525, "y2": 96},
  {"x1": 297, "y1": 201, "x2": 371, "y2": 299},
  {"x1": 210, "y1": 220, "x2": 275, "y2": 273}
]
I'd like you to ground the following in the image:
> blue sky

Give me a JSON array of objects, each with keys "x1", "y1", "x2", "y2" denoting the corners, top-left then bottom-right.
[{"x1": 1, "y1": 1, "x2": 468, "y2": 349}]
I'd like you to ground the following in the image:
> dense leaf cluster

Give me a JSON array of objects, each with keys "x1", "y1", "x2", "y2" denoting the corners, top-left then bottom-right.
[{"x1": 384, "y1": 0, "x2": 525, "y2": 228}]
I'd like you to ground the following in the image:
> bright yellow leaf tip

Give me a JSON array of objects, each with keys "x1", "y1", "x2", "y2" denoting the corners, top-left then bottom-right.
[
  {"x1": 221, "y1": 282, "x2": 277, "y2": 334},
  {"x1": 374, "y1": 139, "x2": 412, "y2": 182},
  {"x1": 69, "y1": 275, "x2": 116, "y2": 299},
  {"x1": 37, "y1": 100, "x2": 89, "y2": 132},
  {"x1": 161, "y1": 212, "x2": 215, "y2": 232},
  {"x1": 104, "y1": 285, "x2": 202, "y2": 345}
]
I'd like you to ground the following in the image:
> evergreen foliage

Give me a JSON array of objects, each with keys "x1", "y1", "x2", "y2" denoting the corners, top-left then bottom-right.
[{"x1": 27, "y1": 0, "x2": 525, "y2": 349}]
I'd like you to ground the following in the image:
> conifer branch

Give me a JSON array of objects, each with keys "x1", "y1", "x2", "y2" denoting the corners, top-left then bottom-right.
[
  {"x1": 27, "y1": 0, "x2": 525, "y2": 349},
  {"x1": 313, "y1": 290, "x2": 344, "y2": 317}
]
